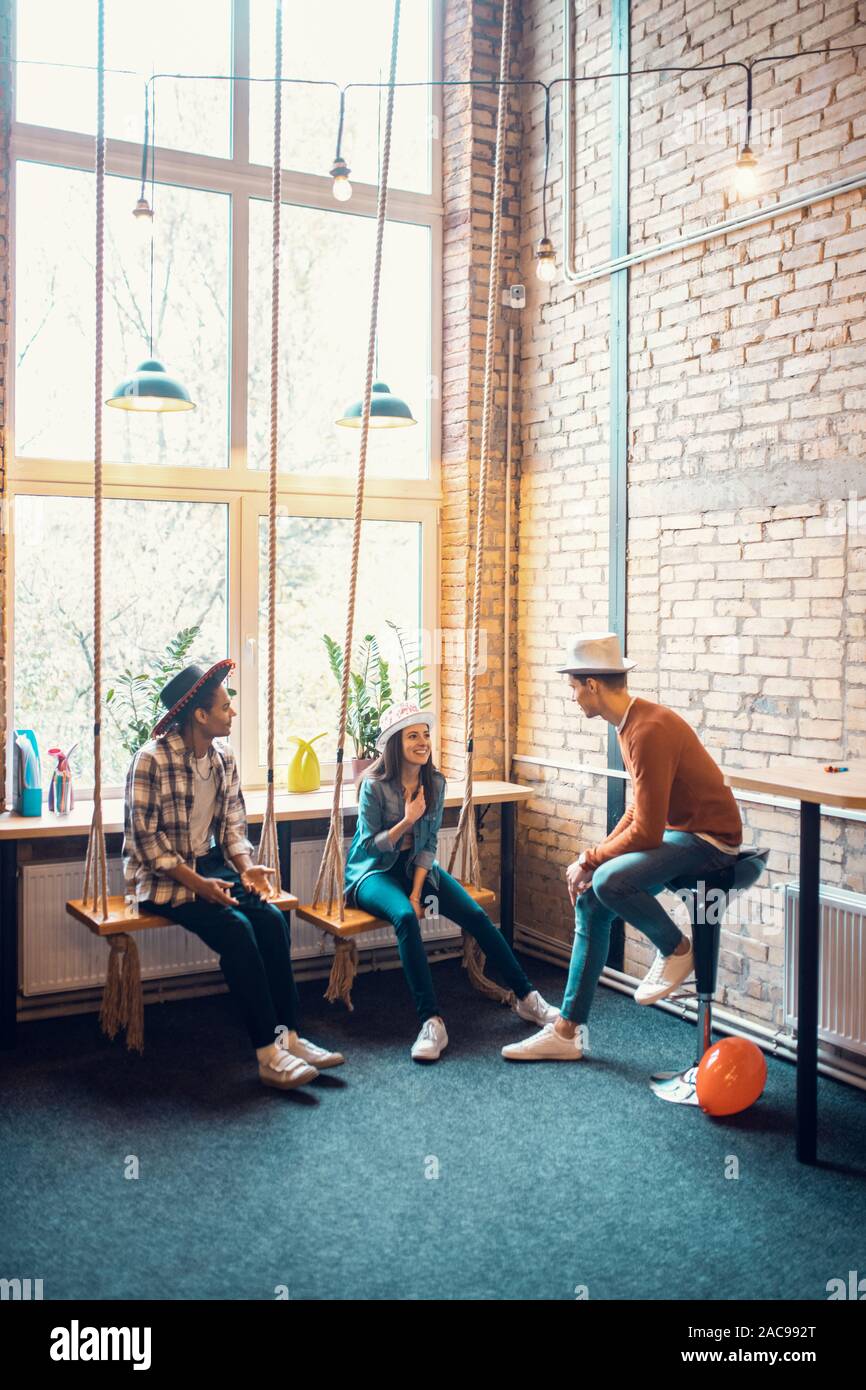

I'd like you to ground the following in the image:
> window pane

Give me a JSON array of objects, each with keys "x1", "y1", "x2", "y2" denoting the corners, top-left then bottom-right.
[
  {"x1": 248, "y1": 201, "x2": 429, "y2": 478},
  {"x1": 250, "y1": 0, "x2": 432, "y2": 194},
  {"x1": 14, "y1": 496, "x2": 229, "y2": 788},
  {"x1": 15, "y1": 0, "x2": 232, "y2": 158},
  {"x1": 257, "y1": 515, "x2": 422, "y2": 767},
  {"x1": 15, "y1": 163, "x2": 230, "y2": 468}
]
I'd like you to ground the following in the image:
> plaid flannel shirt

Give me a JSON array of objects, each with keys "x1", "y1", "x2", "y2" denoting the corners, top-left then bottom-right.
[{"x1": 122, "y1": 729, "x2": 253, "y2": 907}]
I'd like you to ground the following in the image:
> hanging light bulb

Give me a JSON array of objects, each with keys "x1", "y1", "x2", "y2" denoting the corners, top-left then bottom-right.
[
  {"x1": 535, "y1": 235, "x2": 556, "y2": 284},
  {"x1": 330, "y1": 155, "x2": 353, "y2": 203},
  {"x1": 132, "y1": 195, "x2": 153, "y2": 224},
  {"x1": 734, "y1": 67, "x2": 759, "y2": 199},
  {"x1": 733, "y1": 144, "x2": 759, "y2": 197}
]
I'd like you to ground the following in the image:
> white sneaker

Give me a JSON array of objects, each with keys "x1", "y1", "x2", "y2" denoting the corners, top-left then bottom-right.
[
  {"x1": 411, "y1": 1016, "x2": 448, "y2": 1063},
  {"x1": 634, "y1": 942, "x2": 695, "y2": 1005},
  {"x1": 501, "y1": 1022, "x2": 584, "y2": 1062},
  {"x1": 513, "y1": 989, "x2": 560, "y2": 1027},
  {"x1": 282, "y1": 1030, "x2": 345, "y2": 1069},
  {"x1": 258, "y1": 1048, "x2": 318, "y2": 1090}
]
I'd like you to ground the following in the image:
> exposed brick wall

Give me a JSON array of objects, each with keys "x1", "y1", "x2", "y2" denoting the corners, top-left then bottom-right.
[
  {"x1": 513, "y1": 0, "x2": 866, "y2": 1036},
  {"x1": 0, "y1": 0, "x2": 11, "y2": 813}
]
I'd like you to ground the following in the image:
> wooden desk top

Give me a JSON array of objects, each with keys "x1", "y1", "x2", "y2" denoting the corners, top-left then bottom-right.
[
  {"x1": 722, "y1": 760, "x2": 866, "y2": 810},
  {"x1": 0, "y1": 779, "x2": 533, "y2": 841}
]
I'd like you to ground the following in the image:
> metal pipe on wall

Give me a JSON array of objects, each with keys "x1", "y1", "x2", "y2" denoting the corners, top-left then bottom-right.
[{"x1": 561, "y1": 0, "x2": 866, "y2": 285}]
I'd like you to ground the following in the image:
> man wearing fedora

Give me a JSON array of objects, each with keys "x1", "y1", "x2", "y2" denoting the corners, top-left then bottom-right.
[
  {"x1": 503, "y1": 632, "x2": 743, "y2": 1062},
  {"x1": 123, "y1": 659, "x2": 345, "y2": 1090}
]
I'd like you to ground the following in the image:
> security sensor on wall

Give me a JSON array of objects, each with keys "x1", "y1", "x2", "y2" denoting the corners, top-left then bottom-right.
[{"x1": 501, "y1": 284, "x2": 525, "y2": 309}]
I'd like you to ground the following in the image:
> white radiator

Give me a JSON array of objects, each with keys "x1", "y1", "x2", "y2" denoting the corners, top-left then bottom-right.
[
  {"x1": 21, "y1": 830, "x2": 467, "y2": 997},
  {"x1": 21, "y1": 859, "x2": 220, "y2": 996},
  {"x1": 784, "y1": 884, "x2": 866, "y2": 1058}
]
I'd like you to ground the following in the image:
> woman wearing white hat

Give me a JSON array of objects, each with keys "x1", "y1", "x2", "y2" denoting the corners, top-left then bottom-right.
[{"x1": 344, "y1": 701, "x2": 558, "y2": 1061}]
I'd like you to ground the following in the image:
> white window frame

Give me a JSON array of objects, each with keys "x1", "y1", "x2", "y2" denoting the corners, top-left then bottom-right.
[{"x1": 5, "y1": 0, "x2": 444, "y2": 796}]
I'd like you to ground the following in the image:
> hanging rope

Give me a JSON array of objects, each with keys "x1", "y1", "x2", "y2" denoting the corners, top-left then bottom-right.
[
  {"x1": 312, "y1": 0, "x2": 402, "y2": 923},
  {"x1": 81, "y1": 0, "x2": 110, "y2": 925},
  {"x1": 256, "y1": 0, "x2": 283, "y2": 894},
  {"x1": 446, "y1": 0, "x2": 516, "y2": 1005},
  {"x1": 76, "y1": 1, "x2": 144, "y2": 1051}
]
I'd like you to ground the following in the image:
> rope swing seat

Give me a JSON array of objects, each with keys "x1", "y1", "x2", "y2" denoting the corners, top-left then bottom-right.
[
  {"x1": 297, "y1": 0, "x2": 513, "y2": 1012},
  {"x1": 65, "y1": 0, "x2": 297, "y2": 1052},
  {"x1": 67, "y1": 888, "x2": 299, "y2": 939}
]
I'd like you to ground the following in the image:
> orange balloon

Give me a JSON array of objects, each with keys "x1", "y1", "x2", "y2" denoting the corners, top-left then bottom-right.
[{"x1": 695, "y1": 1037, "x2": 767, "y2": 1116}]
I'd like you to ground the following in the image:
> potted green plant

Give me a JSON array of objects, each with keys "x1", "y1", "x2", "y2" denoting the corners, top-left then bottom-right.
[
  {"x1": 322, "y1": 632, "x2": 392, "y2": 782},
  {"x1": 386, "y1": 619, "x2": 432, "y2": 709},
  {"x1": 322, "y1": 623, "x2": 431, "y2": 783}
]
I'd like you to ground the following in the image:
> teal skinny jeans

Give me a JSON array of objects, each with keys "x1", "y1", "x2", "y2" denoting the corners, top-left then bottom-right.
[
  {"x1": 561, "y1": 830, "x2": 739, "y2": 1024},
  {"x1": 353, "y1": 849, "x2": 534, "y2": 1023}
]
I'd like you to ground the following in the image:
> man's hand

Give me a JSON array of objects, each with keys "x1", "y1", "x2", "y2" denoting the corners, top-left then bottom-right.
[
  {"x1": 566, "y1": 858, "x2": 594, "y2": 907},
  {"x1": 197, "y1": 876, "x2": 239, "y2": 906},
  {"x1": 240, "y1": 864, "x2": 276, "y2": 900}
]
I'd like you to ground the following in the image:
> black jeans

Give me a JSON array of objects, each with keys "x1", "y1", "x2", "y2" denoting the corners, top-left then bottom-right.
[{"x1": 142, "y1": 848, "x2": 300, "y2": 1049}]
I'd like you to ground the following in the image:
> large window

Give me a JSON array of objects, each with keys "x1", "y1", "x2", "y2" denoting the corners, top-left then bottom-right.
[{"x1": 9, "y1": 1, "x2": 441, "y2": 795}]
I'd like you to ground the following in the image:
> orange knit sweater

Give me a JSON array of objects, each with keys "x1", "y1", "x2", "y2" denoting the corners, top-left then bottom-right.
[{"x1": 582, "y1": 697, "x2": 742, "y2": 871}]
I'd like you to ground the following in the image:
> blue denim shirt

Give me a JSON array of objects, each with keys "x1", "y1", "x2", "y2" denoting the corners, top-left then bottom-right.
[{"x1": 344, "y1": 770, "x2": 446, "y2": 904}]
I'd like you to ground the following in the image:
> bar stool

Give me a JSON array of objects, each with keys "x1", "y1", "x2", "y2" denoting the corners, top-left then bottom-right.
[{"x1": 649, "y1": 847, "x2": 769, "y2": 1104}]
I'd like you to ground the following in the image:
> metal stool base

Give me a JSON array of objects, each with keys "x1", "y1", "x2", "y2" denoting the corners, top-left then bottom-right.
[{"x1": 649, "y1": 1065, "x2": 700, "y2": 1105}]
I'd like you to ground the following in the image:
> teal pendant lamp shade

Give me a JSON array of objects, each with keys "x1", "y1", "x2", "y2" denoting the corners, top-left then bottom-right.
[
  {"x1": 106, "y1": 358, "x2": 196, "y2": 412},
  {"x1": 335, "y1": 379, "x2": 416, "y2": 429}
]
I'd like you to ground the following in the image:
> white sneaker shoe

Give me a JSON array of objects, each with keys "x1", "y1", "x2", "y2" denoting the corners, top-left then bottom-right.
[
  {"x1": 411, "y1": 1016, "x2": 448, "y2": 1063},
  {"x1": 282, "y1": 1030, "x2": 345, "y2": 1069},
  {"x1": 258, "y1": 1048, "x2": 318, "y2": 1090},
  {"x1": 501, "y1": 1022, "x2": 584, "y2": 1062},
  {"x1": 513, "y1": 989, "x2": 560, "y2": 1027},
  {"x1": 634, "y1": 942, "x2": 695, "y2": 1005}
]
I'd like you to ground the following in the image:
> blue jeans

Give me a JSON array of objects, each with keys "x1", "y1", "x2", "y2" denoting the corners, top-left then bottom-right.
[
  {"x1": 561, "y1": 831, "x2": 739, "y2": 1024},
  {"x1": 142, "y1": 847, "x2": 300, "y2": 1050},
  {"x1": 354, "y1": 849, "x2": 534, "y2": 1023}
]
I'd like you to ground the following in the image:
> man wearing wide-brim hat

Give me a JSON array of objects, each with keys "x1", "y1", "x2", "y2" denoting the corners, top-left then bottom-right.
[
  {"x1": 123, "y1": 659, "x2": 344, "y2": 1091},
  {"x1": 503, "y1": 632, "x2": 743, "y2": 1062}
]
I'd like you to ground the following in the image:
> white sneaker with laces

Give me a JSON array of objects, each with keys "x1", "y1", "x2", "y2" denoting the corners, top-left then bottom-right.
[
  {"x1": 411, "y1": 1016, "x2": 448, "y2": 1063},
  {"x1": 513, "y1": 989, "x2": 560, "y2": 1027},
  {"x1": 282, "y1": 1030, "x2": 345, "y2": 1069},
  {"x1": 634, "y1": 942, "x2": 694, "y2": 1005},
  {"x1": 501, "y1": 1022, "x2": 584, "y2": 1062}
]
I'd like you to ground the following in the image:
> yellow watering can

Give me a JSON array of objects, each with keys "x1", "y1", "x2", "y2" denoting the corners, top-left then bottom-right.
[{"x1": 287, "y1": 732, "x2": 327, "y2": 793}]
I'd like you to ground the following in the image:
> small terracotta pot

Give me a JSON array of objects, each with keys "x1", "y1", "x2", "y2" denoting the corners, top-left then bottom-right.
[{"x1": 352, "y1": 756, "x2": 375, "y2": 784}]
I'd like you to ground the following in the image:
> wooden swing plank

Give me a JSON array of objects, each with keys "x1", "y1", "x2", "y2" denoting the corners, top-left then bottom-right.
[
  {"x1": 296, "y1": 884, "x2": 496, "y2": 939},
  {"x1": 66, "y1": 898, "x2": 172, "y2": 937},
  {"x1": 66, "y1": 890, "x2": 299, "y2": 938}
]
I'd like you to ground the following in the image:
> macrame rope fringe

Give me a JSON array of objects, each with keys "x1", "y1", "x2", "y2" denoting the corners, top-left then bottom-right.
[
  {"x1": 324, "y1": 938, "x2": 358, "y2": 1011},
  {"x1": 99, "y1": 934, "x2": 144, "y2": 1053}
]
